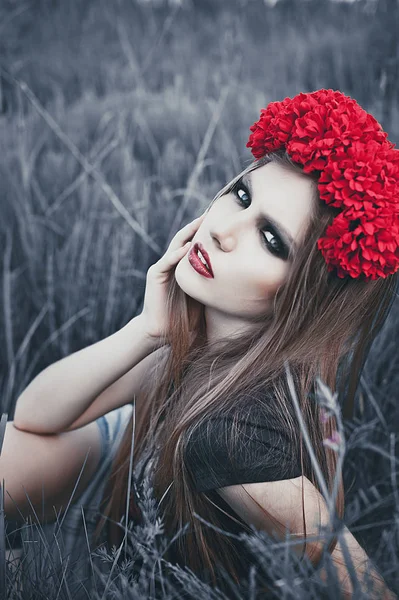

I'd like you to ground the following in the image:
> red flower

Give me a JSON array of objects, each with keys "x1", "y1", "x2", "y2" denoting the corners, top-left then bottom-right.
[
  {"x1": 317, "y1": 205, "x2": 399, "y2": 279},
  {"x1": 247, "y1": 97, "x2": 294, "y2": 158},
  {"x1": 246, "y1": 89, "x2": 399, "y2": 280},
  {"x1": 318, "y1": 140, "x2": 399, "y2": 210}
]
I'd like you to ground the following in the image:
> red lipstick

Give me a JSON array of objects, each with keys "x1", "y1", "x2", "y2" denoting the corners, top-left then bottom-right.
[{"x1": 188, "y1": 243, "x2": 214, "y2": 278}]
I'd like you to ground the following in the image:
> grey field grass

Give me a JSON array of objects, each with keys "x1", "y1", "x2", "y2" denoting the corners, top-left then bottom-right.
[{"x1": 1, "y1": 0, "x2": 399, "y2": 598}]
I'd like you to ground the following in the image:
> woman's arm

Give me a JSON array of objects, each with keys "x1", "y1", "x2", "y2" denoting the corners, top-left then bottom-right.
[
  {"x1": 13, "y1": 314, "x2": 160, "y2": 434},
  {"x1": 216, "y1": 476, "x2": 397, "y2": 599},
  {"x1": 318, "y1": 525, "x2": 397, "y2": 599}
]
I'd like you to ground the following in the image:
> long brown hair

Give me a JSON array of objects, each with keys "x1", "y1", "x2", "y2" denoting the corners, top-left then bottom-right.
[{"x1": 92, "y1": 150, "x2": 398, "y2": 592}]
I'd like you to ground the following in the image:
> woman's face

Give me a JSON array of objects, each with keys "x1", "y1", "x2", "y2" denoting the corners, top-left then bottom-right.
[{"x1": 174, "y1": 161, "x2": 316, "y2": 342}]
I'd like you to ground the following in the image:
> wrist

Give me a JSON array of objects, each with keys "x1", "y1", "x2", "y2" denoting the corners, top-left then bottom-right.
[{"x1": 126, "y1": 313, "x2": 164, "y2": 349}]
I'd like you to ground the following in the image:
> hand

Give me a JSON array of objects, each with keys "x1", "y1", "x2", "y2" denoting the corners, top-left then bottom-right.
[{"x1": 140, "y1": 213, "x2": 206, "y2": 343}]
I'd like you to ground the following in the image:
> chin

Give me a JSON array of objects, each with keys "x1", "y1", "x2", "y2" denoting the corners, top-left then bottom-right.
[
  {"x1": 174, "y1": 262, "x2": 203, "y2": 301},
  {"x1": 174, "y1": 262, "x2": 190, "y2": 291}
]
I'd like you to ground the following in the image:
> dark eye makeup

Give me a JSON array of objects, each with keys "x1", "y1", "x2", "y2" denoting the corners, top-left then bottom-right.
[{"x1": 230, "y1": 179, "x2": 290, "y2": 260}]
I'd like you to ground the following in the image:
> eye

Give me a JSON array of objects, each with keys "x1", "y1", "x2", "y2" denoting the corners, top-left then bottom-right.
[{"x1": 231, "y1": 180, "x2": 289, "y2": 260}]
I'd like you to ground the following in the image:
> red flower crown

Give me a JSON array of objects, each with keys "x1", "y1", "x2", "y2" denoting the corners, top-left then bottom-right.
[{"x1": 246, "y1": 89, "x2": 399, "y2": 281}]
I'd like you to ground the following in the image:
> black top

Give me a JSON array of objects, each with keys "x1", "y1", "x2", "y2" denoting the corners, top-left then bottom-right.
[
  {"x1": 127, "y1": 382, "x2": 305, "y2": 592},
  {"x1": 128, "y1": 392, "x2": 302, "y2": 523},
  {"x1": 181, "y1": 389, "x2": 304, "y2": 552},
  {"x1": 181, "y1": 393, "x2": 304, "y2": 590},
  {"x1": 184, "y1": 399, "x2": 302, "y2": 493}
]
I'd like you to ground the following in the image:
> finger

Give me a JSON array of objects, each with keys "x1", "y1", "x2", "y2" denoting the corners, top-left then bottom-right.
[
  {"x1": 157, "y1": 242, "x2": 192, "y2": 273},
  {"x1": 167, "y1": 214, "x2": 206, "y2": 252}
]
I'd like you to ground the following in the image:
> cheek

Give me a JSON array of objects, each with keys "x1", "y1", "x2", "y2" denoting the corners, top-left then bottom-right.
[{"x1": 252, "y1": 262, "x2": 287, "y2": 296}]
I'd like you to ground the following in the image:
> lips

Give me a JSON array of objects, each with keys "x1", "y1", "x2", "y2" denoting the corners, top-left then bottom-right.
[
  {"x1": 196, "y1": 243, "x2": 213, "y2": 276},
  {"x1": 188, "y1": 243, "x2": 214, "y2": 278}
]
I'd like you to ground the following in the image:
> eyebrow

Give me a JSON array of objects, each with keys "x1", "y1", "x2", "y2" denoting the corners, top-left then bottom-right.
[{"x1": 241, "y1": 172, "x2": 297, "y2": 255}]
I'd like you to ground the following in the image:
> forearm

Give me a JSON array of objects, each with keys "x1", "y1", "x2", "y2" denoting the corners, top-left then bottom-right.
[
  {"x1": 318, "y1": 526, "x2": 397, "y2": 599},
  {"x1": 13, "y1": 314, "x2": 158, "y2": 433},
  {"x1": 331, "y1": 558, "x2": 395, "y2": 599}
]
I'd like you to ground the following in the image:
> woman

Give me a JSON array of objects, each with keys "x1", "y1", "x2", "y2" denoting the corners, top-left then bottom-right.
[
  {"x1": 9, "y1": 89, "x2": 398, "y2": 598},
  {"x1": 91, "y1": 89, "x2": 399, "y2": 596}
]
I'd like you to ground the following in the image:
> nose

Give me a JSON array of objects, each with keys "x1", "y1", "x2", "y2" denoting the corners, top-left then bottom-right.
[{"x1": 209, "y1": 212, "x2": 248, "y2": 252}]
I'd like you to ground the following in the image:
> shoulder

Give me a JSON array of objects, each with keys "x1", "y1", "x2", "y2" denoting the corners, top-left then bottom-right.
[
  {"x1": 184, "y1": 385, "x2": 303, "y2": 493},
  {"x1": 186, "y1": 381, "x2": 298, "y2": 451}
]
